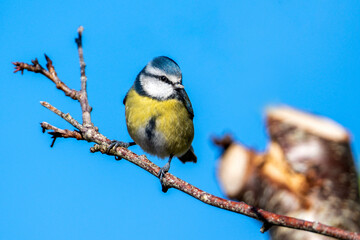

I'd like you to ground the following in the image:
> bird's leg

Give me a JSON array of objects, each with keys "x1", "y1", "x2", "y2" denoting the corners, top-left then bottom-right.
[
  {"x1": 108, "y1": 140, "x2": 136, "y2": 149},
  {"x1": 159, "y1": 155, "x2": 173, "y2": 193},
  {"x1": 107, "y1": 140, "x2": 136, "y2": 160}
]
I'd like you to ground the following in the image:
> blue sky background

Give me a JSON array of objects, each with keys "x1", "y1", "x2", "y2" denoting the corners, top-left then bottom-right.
[{"x1": 1, "y1": 1, "x2": 359, "y2": 239}]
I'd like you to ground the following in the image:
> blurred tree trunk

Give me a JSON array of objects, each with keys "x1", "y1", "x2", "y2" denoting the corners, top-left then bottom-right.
[{"x1": 215, "y1": 106, "x2": 360, "y2": 240}]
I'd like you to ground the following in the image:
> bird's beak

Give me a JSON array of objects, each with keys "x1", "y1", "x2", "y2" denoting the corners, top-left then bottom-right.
[{"x1": 174, "y1": 83, "x2": 184, "y2": 90}]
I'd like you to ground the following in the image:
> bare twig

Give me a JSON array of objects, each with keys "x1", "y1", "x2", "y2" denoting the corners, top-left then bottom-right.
[
  {"x1": 40, "y1": 101, "x2": 108, "y2": 145},
  {"x1": 13, "y1": 57, "x2": 79, "y2": 100},
  {"x1": 75, "y1": 26, "x2": 92, "y2": 126},
  {"x1": 40, "y1": 101, "x2": 83, "y2": 130},
  {"x1": 13, "y1": 26, "x2": 360, "y2": 240},
  {"x1": 41, "y1": 122, "x2": 84, "y2": 141}
]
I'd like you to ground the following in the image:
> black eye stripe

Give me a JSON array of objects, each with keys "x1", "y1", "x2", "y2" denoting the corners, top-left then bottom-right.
[
  {"x1": 159, "y1": 75, "x2": 173, "y2": 85},
  {"x1": 143, "y1": 72, "x2": 174, "y2": 85}
]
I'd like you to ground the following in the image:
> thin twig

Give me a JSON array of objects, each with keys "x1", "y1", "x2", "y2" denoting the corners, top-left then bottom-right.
[
  {"x1": 41, "y1": 122, "x2": 84, "y2": 140},
  {"x1": 40, "y1": 101, "x2": 83, "y2": 130},
  {"x1": 40, "y1": 102, "x2": 108, "y2": 145},
  {"x1": 75, "y1": 26, "x2": 92, "y2": 126},
  {"x1": 13, "y1": 57, "x2": 79, "y2": 100},
  {"x1": 13, "y1": 27, "x2": 360, "y2": 240},
  {"x1": 41, "y1": 122, "x2": 83, "y2": 147}
]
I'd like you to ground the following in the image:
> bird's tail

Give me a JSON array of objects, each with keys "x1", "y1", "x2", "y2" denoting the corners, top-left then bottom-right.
[{"x1": 178, "y1": 146, "x2": 197, "y2": 163}]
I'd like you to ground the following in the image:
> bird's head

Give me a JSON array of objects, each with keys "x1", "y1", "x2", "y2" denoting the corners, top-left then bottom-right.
[{"x1": 137, "y1": 56, "x2": 184, "y2": 99}]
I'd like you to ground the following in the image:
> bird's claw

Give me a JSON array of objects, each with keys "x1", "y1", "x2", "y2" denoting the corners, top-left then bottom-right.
[
  {"x1": 107, "y1": 140, "x2": 136, "y2": 160},
  {"x1": 108, "y1": 140, "x2": 130, "y2": 150},
  {"x1": 158, "y1": 168, "x2": 166, "y2": 181},
  {"x1": 158, "y1": 162, "x2": 171, "y2": 193}
]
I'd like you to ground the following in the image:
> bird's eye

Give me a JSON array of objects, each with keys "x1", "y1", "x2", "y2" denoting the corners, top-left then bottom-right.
[{"x1": 160, "y1": 76, "x2": 168, "y2": 81}]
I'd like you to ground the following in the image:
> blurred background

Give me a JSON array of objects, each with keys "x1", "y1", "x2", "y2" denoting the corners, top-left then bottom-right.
[{"x1": 1, "y1": 1, "x2": 359, "y2": 239}]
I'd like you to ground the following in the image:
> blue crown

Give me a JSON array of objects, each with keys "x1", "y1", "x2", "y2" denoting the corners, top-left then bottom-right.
[{"x1": 150, "y1": 56, "x2": 182, "y2": 77}]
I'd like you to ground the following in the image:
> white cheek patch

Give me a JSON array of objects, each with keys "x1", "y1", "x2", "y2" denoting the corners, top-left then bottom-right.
[{"x1": 141, "y1": 75, "x2": 174, "y2": 99}]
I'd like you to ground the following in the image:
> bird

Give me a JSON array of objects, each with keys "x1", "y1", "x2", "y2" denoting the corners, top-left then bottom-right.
[{"x1": 109, "y1": 56, "x2": 196, "y2": 192}]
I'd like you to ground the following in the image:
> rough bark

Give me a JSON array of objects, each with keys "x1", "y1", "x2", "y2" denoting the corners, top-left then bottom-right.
[{"x1": 216, "y1": 106, "x2": 360, "y2": 240}]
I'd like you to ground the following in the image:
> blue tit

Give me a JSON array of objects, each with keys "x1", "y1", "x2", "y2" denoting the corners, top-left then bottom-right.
[{"x1": 123, "y1": 56, "x2": 196, "y2": 191}]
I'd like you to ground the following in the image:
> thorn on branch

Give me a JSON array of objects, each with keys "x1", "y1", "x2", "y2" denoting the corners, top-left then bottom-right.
[
  {"x1": 260, "y1": 222, "x2": 273, "y2": 233},
  {"x1": 49, "y1": 132, "x2": 61, "y2": 147},
  {"x1": 31, "y1": 58, "x2": 39, "y2": 66},
  {"x1": 75, "y1": 26, "x2": 84, "y2": 47},
  {"x1": 44, "y1": 54, "x2": 53, "y2": 71},
  {"x1": 42, "y1": 125, "x2": 46, "y2": 133}
]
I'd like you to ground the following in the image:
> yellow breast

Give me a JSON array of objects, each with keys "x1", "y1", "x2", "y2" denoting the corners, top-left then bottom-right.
[{"x1": 125, "y1": 88, "x2": 194, "y2": 158}]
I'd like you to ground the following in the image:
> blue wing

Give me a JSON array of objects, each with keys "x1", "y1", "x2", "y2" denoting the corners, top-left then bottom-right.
[
  {"x1": 176, "y1": 88, "x2": 194, "y2": 119},
  {"x1": 123, "y1": 93, "x2": 128, "y2": 105}
]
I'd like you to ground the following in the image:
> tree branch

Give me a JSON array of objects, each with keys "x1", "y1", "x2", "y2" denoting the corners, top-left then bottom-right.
[
  {"x1": 40, "y1": 101, "x2": 83, "y2": 130},
  {"x1": 13, "y1": 57, "x2": 79, "y2": 100},
  {"x1": 12, "y1": 26, "x2": 360, "y2": 240},
  {"x1": 41, "y1": 122, "x2": 83, "y2": 140},
  {"x1": 75, "y1": 26, "x2": 92, "y2": 126},
  {"x1": 40, "y1": 122, "x2": 83, "y2": 147}
]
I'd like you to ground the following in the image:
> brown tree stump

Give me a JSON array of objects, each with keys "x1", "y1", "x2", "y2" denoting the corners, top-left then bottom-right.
[{"x1": 215, "y1": 106, "x2": 360, "y2": 240}]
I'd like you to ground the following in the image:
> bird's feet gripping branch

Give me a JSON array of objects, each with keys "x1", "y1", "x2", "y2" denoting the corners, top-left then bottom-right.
[
  {"x1": 158, "y1": 155, "x2": 173, "y2": 193},
  {"x1": 107, "y1": 140, "x2": 136, "y2": 160}
]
